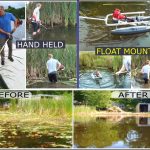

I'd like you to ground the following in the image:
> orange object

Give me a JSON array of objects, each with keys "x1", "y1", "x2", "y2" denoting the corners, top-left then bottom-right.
[{"x1": 113, "y1": 9, "x2": 126, "y2": 20}]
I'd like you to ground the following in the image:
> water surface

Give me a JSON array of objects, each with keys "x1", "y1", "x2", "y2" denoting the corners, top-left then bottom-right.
[
  {"x1": 74, "y1": 117, "x2": 150, "y2": 148},
  {"x1": 79, "y1": 70, "x2": 131, "y2": 88},
  {"x1": 80, "y1": 2, "x2": 150, "y2": 51}
]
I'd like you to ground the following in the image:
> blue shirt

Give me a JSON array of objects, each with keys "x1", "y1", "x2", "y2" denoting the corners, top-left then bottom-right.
[{"x1": 0, "y1": 12, "x2": 16, "y2": 39}]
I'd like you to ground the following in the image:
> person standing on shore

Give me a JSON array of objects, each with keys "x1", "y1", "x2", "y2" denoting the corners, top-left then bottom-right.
[
  {"x1": 31, "y1": 3, "x2": 42, "y2": 36},
  {"x1": 0, "y1": 5, "x2": 17, "y2": 65}
]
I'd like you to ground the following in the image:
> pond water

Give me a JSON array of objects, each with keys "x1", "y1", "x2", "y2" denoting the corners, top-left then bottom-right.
[
  {"x1": 0, "y1": 121, "x2": 72, "y2": 148},
  {"x1": 131, "y1": 77, "x2": 150, "y2": 89},
  {"x1": 79, "y1": 2, "x2": 150, "y2": 51},
  {"x1": 74, "y1": 117, "x2": 150, "y2": 148},
  {"x1": 27, "y1": 26, "x2": 76, "y2": 44},
  {"x1": 79, "y1": 70, "x2": 131, "y2": 88}
]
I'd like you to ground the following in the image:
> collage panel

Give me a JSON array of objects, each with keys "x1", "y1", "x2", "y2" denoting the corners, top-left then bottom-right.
[
  {"x1": 79, "y1": 0, "x2": 150, "y2": 89},
  {"x1": 79, "y1": 1, "x2": 150, "y2": 49},
  {"x1": 0, "y1": 90, "x2": 72, "y2": 148},
  {"x1": 74, "y1": 90, "x2": 150, "y2": 148},
  {"x1": 26, "y1": 1, "x2": 77, "y2": 89},
  {"x1": 0, "y1": 2, "x2": 26, "y2": 89},
  {"x1": 26, "y1": 45, "x2": 77, "y2": 88}
]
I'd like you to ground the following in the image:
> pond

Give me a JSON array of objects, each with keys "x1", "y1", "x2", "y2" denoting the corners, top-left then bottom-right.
[
  {"x1": 131, "y1": 77, "x2": 150, "y2": 89},
  {"x1": 26, "y1": 26, "x2": 76, "y2": 44},
  {"x1": 0, "y1": 121, "x2": 72, "y2": 148},
  {"x1": 79, "y1": 70, "x2": 131, "y2": 88},
  {"x1": 79, "y1": 2, "x2": 150, "y2": 51},
  {"x1": 74, "y1": 117, "x2": 150, "y2": 148}
]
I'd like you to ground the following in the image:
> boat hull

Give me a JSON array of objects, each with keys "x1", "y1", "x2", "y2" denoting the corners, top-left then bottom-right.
[{"x1": 111, "y1": 26, "x2": 150, "y2": 35}]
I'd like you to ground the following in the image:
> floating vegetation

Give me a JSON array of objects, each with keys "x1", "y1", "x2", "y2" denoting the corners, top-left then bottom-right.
[{"x1": 0, "y1": 93, "x2": 72, "y2": 148}]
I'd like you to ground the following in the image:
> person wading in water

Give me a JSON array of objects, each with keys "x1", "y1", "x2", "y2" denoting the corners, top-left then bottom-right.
[
  {"x1": 31, "y1": 3, "x2": 42, "y2": 36},
  {"x1": 46, "y1": 54, "x2": 63, "y2": 83},
  {"x1": 141, "y1": 60, "x2": 150, "y2": 84}
]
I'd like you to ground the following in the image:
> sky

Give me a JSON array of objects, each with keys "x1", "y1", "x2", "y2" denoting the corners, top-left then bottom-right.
[{"x1": 0, "y1": 2, "x2": 25, "y2": 9}]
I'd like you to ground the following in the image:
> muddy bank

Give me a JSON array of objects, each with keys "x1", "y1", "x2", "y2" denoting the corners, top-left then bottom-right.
[{"x1": 27, "y1": 80, "x2": 76, "y2": 88}]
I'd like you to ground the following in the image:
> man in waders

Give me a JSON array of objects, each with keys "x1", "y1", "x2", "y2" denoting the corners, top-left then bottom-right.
[
  {"x1": 46, "y1": 54, "x2": 62, "y2": 83},
  {"x1": 0, "y1": 6, "x2": 17, "y2": 65},
  {"x1": 116, "y1": 56, "x2": 131, "y2": 76},
  {"x1": 31, "y1": 3, "x2": 42, "y2": 36},
  {"x1": 141, "y1": 60, "x2": 150, "y2": 84}
]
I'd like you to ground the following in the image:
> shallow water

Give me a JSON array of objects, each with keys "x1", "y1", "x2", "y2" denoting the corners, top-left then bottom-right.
[
  {"x1": 74, "y1": 117, "x2": 150, "y2": 148},
  {"x1": 27, "y1": 26, "x2": 76, "y2": 44},
  {"x1": 131, "y1": 77, "x2": 150, "y2": 88},
  {"x1": 0, "y1": 121, "x2": 72, "y2": 148},
  {"x1": 79, "y1": 70, "x2": 131, "y2": 88},
  {"x1": 79, "y1": 2, "x2": 150, "y2": 51}
]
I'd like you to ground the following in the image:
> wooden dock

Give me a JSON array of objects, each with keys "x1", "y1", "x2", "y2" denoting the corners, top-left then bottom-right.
[{"x1": 0, "y1": 43, "x2": 25, "y2": 89}]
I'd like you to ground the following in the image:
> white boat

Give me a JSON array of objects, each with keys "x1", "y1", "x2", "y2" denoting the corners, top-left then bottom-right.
[{"x1": 91, "y1": 73, "x2": 102, "y2": 80}]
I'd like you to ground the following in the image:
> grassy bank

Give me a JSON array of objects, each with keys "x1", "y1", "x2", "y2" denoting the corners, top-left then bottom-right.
[
  {"x1": 0, "y1": 93, "x2": 72, "y2": 124},
  {"x1": 80, "y1": 52, "x2": 122, "y2": 72},
  {"x1": 75, "y1": 106, "x2": 150, "y2": 121}
]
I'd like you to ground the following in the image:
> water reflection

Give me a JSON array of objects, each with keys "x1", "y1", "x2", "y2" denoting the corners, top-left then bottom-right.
[
  {"x1": 74, "y1": 117, "x2": 150, "y2": 148},
  {"x1": 27, "y1": 26, "x2": 76, "y2": 44}
]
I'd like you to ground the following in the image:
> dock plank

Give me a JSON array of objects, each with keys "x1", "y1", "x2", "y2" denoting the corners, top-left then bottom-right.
[{"x1": 0, "y1": 43, "x2": 26, "y2": 89}]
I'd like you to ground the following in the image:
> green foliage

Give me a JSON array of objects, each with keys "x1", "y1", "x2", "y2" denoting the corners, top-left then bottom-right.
[
  {"x1": 74, "y1": 91, "x2": 111, "y2": 108},
  {"x1": 6, "y1": 6, "x2": 25, "y2": 19},
  {"x1": 26, "y1": 45, "x2": 76, "y2": 81},
  {"x1": 80, "y1": 52, "x2": 122, "y2": 72},
  {"x1": 112, "y1": 98, "x2": 150, "y2": 112},
  {"x1": 132, "y1": 55, "x2": 150, "y2": 69},
  {"x1": 27, "y1": 2, "x2": 76, "y2": 27},
  {"x1": 7, "y1": 93, "x2": 72, "y2": 118}
]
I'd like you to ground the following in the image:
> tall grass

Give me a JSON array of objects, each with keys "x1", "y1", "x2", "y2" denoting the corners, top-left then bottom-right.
[
  {"x1": 26, "y1": 45, "x2": 76, "y2": 81},
  {"x1": 80, "y1": 52, "x2": 122, "y2": 72},
  {"x1": 27, "y1": 2, "x2": 76, "y2": 27},
  {"x1": 9, "y1": 93, "x2": 72, "y2": 119}
]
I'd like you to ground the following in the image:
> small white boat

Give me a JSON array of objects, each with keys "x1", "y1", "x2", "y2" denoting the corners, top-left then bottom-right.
[{"x1": 91, "y1": 73, "x2": 102, "y2": 80}]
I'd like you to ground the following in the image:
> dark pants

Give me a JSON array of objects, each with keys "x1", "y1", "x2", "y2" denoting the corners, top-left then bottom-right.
[
  {"x1": 0, "y1": 38, "x2": 13, "y2": 62},
  {"x1": 143, "y1": 73, "x2": 149, "y2": 84},
  {"x1": 31, "y1": 22, "x2": 40, "y2": 32},
  {"x1": 48, "y1": 72, "x2": 57, "y2": 83}
]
